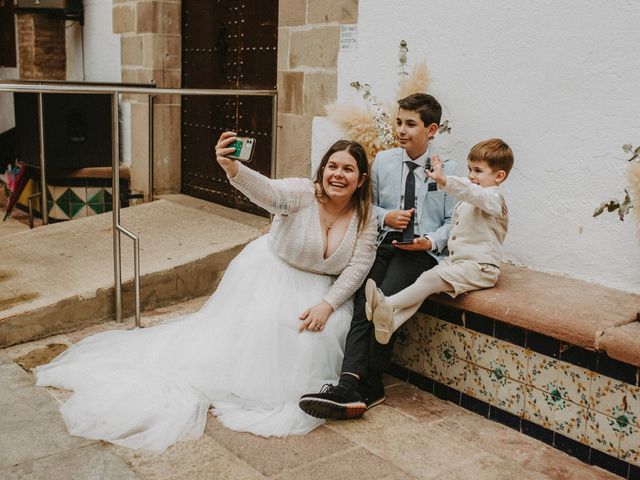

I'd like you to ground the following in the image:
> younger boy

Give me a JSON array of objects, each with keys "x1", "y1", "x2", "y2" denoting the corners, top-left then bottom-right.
[{"x1": 366, "y1": 138, "x2": 514, "y2": 343}]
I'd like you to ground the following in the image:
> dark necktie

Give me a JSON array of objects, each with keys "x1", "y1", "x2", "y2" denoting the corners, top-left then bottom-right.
[{"x1": 402, "y1": 161, "x2": 419, "y2": 242}]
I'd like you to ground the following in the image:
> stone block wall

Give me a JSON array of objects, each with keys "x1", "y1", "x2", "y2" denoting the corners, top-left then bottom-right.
[
  {"x1": 277, "y1": 0, "x2": 357, "y2": 178},
  {"x1": 112, "y1": 0, "x2": 181, "y2": 196},
  {"x1": 16, "y1": 13, "x2": 65, "y2": 80}
]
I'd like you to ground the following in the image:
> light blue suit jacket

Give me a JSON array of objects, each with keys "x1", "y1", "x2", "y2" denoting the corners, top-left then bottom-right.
[{"x1": 371, "y1": 147, "x2": 458, "y2": 262}]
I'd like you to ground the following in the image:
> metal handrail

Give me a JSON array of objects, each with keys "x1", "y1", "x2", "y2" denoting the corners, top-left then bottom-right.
[{"x1": 0, "y1": 81, "x2": 278, "y2": 326}]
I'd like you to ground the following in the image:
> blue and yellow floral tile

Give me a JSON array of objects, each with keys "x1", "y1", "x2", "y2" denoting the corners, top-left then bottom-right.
[
  {"x1": 496, "y1": 343, "x2": 528, "y2": 383},
  {"x1": 556, "y1": 361, "x2": 591, "y2": 407},
  {"x1": 460, "y1": 364, "x2": 497, "y2": 405},
  {"x1": 590, "y1": 374, "x2": 627, "y2": 417},
  {"x1": 524, "y1": 386, "x2": 556, "y2": 430},
  {"x1": 469, "y1": 333, "x2": 501, "y2": 372},
  {"x1": 619, "y1": 423, "x2": 640, "y2": 467},
  {"x1": 554, "y1": 398, "x2": 588, "y2": 443},
  {"x1": 626, "y1": 383, "x2": 640, "y2": 429},
  {"x1": 527, "y1": 351, "x2": 559, "y2": 393},
  {"x1": 448, "y1": 324, "x2": 475, "y2": 363},
  {"x1": 585, "y1": 410, "x2": 622, "y2": 458},
  {"x1": 495, "y1": 377, "x2": 526, "y2": 417}
]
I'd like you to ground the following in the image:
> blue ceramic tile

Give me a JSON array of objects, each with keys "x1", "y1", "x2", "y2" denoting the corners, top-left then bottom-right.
[
  {"x1": 597, "y1": 354, "x2": 638, "y2": 386},
  {"x1": 461, "y1": 393, "x2": 490, "y2": 417},
  {"x1": 490, "y1": 406, "x2": 522, "y2": 431},
  {"x1": 554, "y1": 432, "x2": 590, "y2": 463},
  {"x1": 494, "y1": 320, "x2": 526, "y2": 347},
  {"x1": 465, "y1": 311, "x2": 494, "y2": 336},
  {"x1": 522, "y1": 418, "x2": 554, "y2": 446},
  {"x1": 526, "y1": 331, "x2": 560, "y2": 358},
  {"x1": 589, "y1": 449, "x2": 630, "y2": 478},
  {"x1": 559, "y1": 344, "x2": 597, "y2": 371},
  {"x1": 434, "y1": 380, "x2": 461, "y2": 404},
  {"x1": 437, "y1": 304, "x2": 463, "y2": 326}
]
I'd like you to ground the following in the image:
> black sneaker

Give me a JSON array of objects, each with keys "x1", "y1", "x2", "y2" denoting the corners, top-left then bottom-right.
[
  {"x1": 360, "y1": 378, "x2": 386, "y2": 409},
  {"x1": 299, "y1": 384, "x2": 367, "y2": 419}
]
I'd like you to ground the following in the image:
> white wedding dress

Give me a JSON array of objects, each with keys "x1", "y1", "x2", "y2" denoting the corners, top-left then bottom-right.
[{"x1": 36, "y1": 163, "x2": 378, "y2": 453}]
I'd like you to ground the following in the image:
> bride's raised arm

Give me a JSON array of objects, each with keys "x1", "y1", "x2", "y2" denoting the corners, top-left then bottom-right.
[{"x1": 215, "y1": 131, "x2": 315, "y2": 215}]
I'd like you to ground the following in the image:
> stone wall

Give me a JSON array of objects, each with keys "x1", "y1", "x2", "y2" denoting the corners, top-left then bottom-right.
[
  {"x1": 113, "y1": 0, "x2": 181, "y2": 197},
  {"x1": 277, "y1": 0, "x2": 357, "y2": 178},
  {"x1": 16, "y1": 13, "x2": 65, "y2": 80}
]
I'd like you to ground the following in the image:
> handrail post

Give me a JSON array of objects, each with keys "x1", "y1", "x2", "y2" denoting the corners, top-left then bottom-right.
[
  {"x1": 116, "y1": 225, "x2": 141, "y2": 328},
  {"x1": 111, "y1": 92, "x2": 122, "y2": 322},
  {"x1": 37, "y1": 93, "x2": 48, "y2": 225},
  {"x1": 271, "y1": 93, "x2": 278, "y2": 179}
]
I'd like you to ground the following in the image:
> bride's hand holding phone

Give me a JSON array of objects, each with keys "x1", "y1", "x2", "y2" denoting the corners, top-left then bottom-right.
[{"x1": 215, "y1": 131, "x2": 240, "y2": 178}]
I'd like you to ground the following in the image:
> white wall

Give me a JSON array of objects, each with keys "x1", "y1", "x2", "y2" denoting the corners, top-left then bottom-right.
[
  {"x1": 313, "y1": 0, "x2": 640, "y2": 293},
  {"x1": 77, "y1": 0, "x2": 120, "y2": 82},
  {"x1": 0, "y1": 67, "x2": 18, "y2": 134}
]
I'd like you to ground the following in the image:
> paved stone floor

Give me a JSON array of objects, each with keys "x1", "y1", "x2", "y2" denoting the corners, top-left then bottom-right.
[{"x1": 0, "y1": 296, "x2": 622, "y2": 480}]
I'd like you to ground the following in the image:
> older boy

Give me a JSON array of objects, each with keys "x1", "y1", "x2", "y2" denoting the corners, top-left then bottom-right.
[{"x1": 299, "y1": 93, "x2": 457, "y2": 419}]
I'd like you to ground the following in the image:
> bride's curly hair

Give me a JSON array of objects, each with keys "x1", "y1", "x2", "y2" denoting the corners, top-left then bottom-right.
[{"x1": 313, "y1": 140, "x2": 372, "y2": 234}]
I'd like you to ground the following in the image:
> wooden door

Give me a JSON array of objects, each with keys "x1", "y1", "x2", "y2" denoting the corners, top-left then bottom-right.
[{"x1": 181, "y1": 0, "x2": 277, "y2": 216}]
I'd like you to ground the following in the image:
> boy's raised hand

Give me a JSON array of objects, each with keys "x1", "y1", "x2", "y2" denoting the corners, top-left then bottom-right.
[{"x1": 427, "y1": 154, "x2": 446, "y2": 186}]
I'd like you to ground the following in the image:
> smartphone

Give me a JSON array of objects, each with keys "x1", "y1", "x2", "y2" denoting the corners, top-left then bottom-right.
[
  {"x1": 228, "y1": 137, "x2": 256, "y2": 162},
  {"x1": 393, "y1": 240, "x2": 415, "y2": 245}
]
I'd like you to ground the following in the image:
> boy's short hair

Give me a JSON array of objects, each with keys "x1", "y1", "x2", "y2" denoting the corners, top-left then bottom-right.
[
  {"x1": 397, "y1": 93, "x2": 442, "y2": 128},
  {"x1": 469, "y1": 138, "x2": 514, "y2": 178}
]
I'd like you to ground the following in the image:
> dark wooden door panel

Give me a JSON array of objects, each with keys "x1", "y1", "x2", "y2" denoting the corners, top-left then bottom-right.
[{"x1": 181, "y1": 0, "x2": 277, "y2": 216}]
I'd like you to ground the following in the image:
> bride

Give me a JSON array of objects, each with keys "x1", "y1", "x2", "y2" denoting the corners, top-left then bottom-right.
[{"x1": 36, "y1": 132, "x2": 378, "y2": 453}]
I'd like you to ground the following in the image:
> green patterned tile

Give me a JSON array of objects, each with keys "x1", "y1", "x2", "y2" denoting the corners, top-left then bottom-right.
[
  {"x1": 619, "y1": 423, "x2": 640, "y2": 466},
  {"x1": 585, "y1": 410, "x2": 622, "y2": 457},
  {"x1": 526, "y1": 351, "x2": 558, "y2": 393},
  {"x1": 496, "y1": 343, "x2": 528, "y2": 383},
  {"x1": 626, "y1": 383, "x2": 640, "y2": 429},
  {"x1": 590, "y1": 373, "x2": 627, "y2": 417},
  {"x1": 71, "y1": 187, "x2": 86, "y2": 202},
  {"x1": 554, "y1": 398, "x2": 588, "y2": 443},
  {"x1": 495, "y1": 377, "x2": 526, "y2": 417},
  {"x1": 524, "y1": 386, "x2": 556, "y2": 430},
  {"x1": 555, "y1": 361, "x2": 592, "y2": 408}
]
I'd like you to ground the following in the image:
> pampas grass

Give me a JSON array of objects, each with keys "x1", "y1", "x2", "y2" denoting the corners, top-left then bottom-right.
[
  {"x1": 325, "y1": 103, "x2": 388, "y2": 161},
  {"x1": 325, "y1": 51, "x2": 432, "y2": 161},
  {"x1": 396, "y1": 61, "x2": 431, "y2": 101}
]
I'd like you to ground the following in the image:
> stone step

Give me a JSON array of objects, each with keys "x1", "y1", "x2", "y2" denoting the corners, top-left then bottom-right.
[{"x1": 0, "y1": 195, "x2": 269, "y2": 347}]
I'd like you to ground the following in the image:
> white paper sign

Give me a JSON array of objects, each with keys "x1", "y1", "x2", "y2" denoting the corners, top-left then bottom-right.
[{"x1": 340, "y1": 25, "x2": 358, "y2": 51}]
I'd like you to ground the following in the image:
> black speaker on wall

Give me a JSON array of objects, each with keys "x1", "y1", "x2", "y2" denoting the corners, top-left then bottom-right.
[{"x1": 13, "y1": 93, "x2": 112, "y2": 170}]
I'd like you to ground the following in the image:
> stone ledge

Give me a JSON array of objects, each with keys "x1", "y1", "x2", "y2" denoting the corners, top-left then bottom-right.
[{"x1": 430, "y1": 263, "x2": 640, "y2": 366}]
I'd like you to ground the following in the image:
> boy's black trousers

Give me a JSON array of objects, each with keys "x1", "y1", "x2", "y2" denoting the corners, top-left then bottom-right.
[{"x1": 340, "y1": 233, "x2": 439, "y2": 379}]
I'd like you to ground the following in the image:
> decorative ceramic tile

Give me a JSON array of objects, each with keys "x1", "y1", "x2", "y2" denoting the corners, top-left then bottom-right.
[
  {"x1": 459, "y1": 364, "x2": 497, "y2": 405},
  {"x1": 524, "y1": 386, "x2": 556, "y2": 430},
  {"x1": 585, "y1": 410, "x2": 622, "y2": 457},
  {"x1": 590, "y1": 373, "x2": 627, "y2": 417},
  {"x1": 444, "y1": 353, "x2": 469, "y2": 389},
  {"x1": 556, "y1": 361, "x2": 592, "y2": 407},
  {"x1": 527, "y1": 350, "x2": 559, "y2": 393},
  {"x1": 618, "y1": 423, "x2": 640, "y2": 466},
  {"x1": 494, "y1": 377, "x2": 526, "y2": 417},
  {"x1": 71, "y1": 186, "x2": 87, "y2": 201},
  {"x1": 496, "y1": 342, "x2": 528, "y2": 383},
  {"x1": 448, "y1": 324, "x2": 475, "y2": 362},
  {"x1": 392, "y1": 321, "x2": 427, "y2": 374},
  {"x1": 469, "y1": 333, "x2": 501, "y2": 371},
  {"x1": 554, "y1": 398, "x2": 588, "y2": 443},
  {"x1": 627, "y1": 384, "x2": 640, "y2": 429}
]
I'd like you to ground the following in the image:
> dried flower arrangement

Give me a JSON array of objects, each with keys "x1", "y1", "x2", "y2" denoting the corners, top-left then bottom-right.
[
  {"x1": 593, "y1": 144, "x2": 640, "y2": 222},
  {"x1": 325, "y1": 40, "x2": 450, "y2": 161}
]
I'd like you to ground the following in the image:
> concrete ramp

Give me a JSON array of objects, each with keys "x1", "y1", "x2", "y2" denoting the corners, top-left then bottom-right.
[{"x1": 0, "y1": 195, "x2": 269, "y2": 347}]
